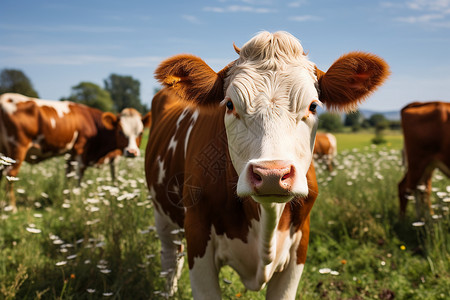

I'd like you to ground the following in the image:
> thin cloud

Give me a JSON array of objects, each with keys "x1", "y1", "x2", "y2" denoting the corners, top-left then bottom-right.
[
  {"x1": 288, "y1": 1, "x2": 308, "y2": 8},
  {"x1": 405, "y1": 0, "x2": 450, "y2": 11},
  {"x1": 0, "y1": 51, "x2": 162, "y2": 67},
  {"x1": 0, "y1": 24, "x2": 134, "y2": 34},
  {"x1": 204, "y1": 5, "x2": 274, "y2": 13},
  {"x1": 182, "y1": 15, "x2": 202, "y2": 24},
  {"x1": 384, "y1": 0, "x2": 450, "y2": 28},
  {"x1": 289, "y1": 15, "x2": 322, "y2": 22},
  {"x1": 395, "y1": 13, "x2": 444, "y2": 23}
]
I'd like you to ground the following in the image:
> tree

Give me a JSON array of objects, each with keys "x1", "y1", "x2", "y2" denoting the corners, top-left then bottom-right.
[
  {"x1": 344, "y1": 110, "x2": 363, "y2": 132},
  {"x1": 318, "y1": 112, "x2": 343, "y2": 132},
  {"x1": 369, "y1": 114, "x2": 389, "y2": 145},
  {"x1": 368, "y1": 113, "x2": 388, "y2": 128},
  {"x1": 0, "y1": 69, "x2": 39, "y2": 97},
  {"x1": 64, "y1": 82, "x2": 113, "y2": 111},
  {"x1": 104, "y1": 74, "x2": 147, "y2": 113}
]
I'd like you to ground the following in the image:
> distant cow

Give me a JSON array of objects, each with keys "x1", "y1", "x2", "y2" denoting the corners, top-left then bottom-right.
[
  {"x1": 314, "y1": 132, "x2": 337, "y2": 171},
  {"x1": 398, "y1": 101, "x2": 450, "y2": 219},
  {"x1": 0, "y1": 93, "x2": 151, "y2": 209},
  {"x1": 145, "y1": 31, "x2": 389, "y2": 299}
]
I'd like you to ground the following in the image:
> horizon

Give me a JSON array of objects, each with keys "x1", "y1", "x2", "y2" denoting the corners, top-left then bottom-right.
[{"x1": 1, "y1": 0, "x2": 449, "y2": 112}]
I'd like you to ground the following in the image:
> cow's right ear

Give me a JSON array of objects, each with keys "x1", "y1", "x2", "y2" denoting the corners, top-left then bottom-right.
[
  {"x1": 142, "y1": 112, "x2": 152, "y2": 129},
  {"x1": 102, "y1": 112, "x2": 118, "y2": 130},
  {"x1": 155, "y1": 54, "x2": 231, "y2": 106},
  {"x1": 317, "y1": 52, "x2": 390, "y2": 112}
]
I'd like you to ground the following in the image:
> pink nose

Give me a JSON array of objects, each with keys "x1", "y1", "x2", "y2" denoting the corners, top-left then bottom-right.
[
  {"x1": 249, "y1": 161, "x2": 295, "y2": 195},
  {"x1": 124, "y1": 148, "x2": 139, "y2": 157}
]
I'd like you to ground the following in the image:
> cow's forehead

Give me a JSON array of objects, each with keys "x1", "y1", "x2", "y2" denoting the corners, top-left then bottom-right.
[
  {"x1": 226, "y1": 66, "x2": 318, "y2": 114},
  {"x1": 120, "y1": 114, "x2": 143, "y2": 136},
  {"x1": 225, "y1": 31, "x2": 318, "y2": 112}
]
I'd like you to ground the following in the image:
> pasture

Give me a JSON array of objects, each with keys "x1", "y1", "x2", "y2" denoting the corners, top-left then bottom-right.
[{"x1": 0, "y1": 132, "x2": 449, "y2": 299}]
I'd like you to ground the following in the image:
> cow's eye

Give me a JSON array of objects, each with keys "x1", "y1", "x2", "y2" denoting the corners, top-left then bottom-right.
[
  {"x1": 226, "y1": 100, "x2": 234, "y2": 111},
  {"x1": 302, "y1": 100, "x2": 322, "y2": 121},
  {"x1": 309, "y1": 102, "x2": 318, "y2": 113}
]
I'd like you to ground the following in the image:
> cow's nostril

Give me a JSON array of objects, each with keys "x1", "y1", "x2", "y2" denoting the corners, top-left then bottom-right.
[
  {"x1": 252, "y1": 171, "x2": 262, "y2": 182},
  {"x1": 281, "y1": 166, "x2": 294, "y2": 181}
]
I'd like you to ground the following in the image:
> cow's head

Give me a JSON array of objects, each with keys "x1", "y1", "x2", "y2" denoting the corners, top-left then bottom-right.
[
  {"x1": 155, "y1": 31, "x2": 389, "y2": 204},
  {"x1": 102, "y1": 108, "x2": 152, "y2": 157}
]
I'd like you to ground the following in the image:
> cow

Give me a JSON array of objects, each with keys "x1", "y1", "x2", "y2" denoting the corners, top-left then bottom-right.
[
  {"x1": 398, "y1": 101, "x2": 450, "y2": 220},
  {"x1": 145, "y1": 31, "x2": 389, "y2": 299},
  {"x1": 313, "y1": 132, "x2": 337, "y2": 171},
  {"x1": 0, "y1": 93, "x2": 151, "y2": 210}
]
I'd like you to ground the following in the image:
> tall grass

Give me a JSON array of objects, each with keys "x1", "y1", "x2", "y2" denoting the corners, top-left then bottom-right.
[{"x1": 0, "y1": 135, "x2": 449, "y2": 299}]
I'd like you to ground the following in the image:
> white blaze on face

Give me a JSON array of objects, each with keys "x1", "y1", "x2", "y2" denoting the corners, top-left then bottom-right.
[
  {"x1": 120, "y1": 112, "x2": 144, "y2": 156},
  {"x1": 223, "y1": 32, "x2": 320, "y2": 201}
]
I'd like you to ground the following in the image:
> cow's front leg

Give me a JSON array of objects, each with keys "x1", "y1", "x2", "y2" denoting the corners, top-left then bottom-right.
[
  {"x1": 188, "y1": 238, "x2": 221, "y2": 300},
  {"x1": 265, "y1": 259, "x2": 304, "y2": 300},
  {"x1": 154, "y1": 209, "x2": 185, "y2": 297}
]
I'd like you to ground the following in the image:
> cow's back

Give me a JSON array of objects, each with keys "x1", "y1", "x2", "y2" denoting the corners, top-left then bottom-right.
[{"x1": 401, "y1": 101, "x2": 450, "y2": 165}]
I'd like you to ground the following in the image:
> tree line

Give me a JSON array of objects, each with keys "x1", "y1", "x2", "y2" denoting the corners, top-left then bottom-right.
[
  {"x1": 319, "y1": 110, "x2": 401, "y2": 132},
  {"x1": 0, "y1": 69, "x2": 148, "y2": 114}
]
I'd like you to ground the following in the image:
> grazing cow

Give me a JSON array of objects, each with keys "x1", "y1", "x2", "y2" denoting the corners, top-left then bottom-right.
[
  {"x1": 398, "y1": 101, "x2": 450, "y2": 219},
  {"x1": 313, "y1": 132, "x2": 337, "y2": 171},
  {"x1": 0, "y1": 93, "x2": 151, "y2": 209},
  {"x1": 145, "y1": 31, "x2": 389, "y2": 299}
]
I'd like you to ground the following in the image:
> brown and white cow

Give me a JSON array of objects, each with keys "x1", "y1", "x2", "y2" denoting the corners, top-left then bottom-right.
[
  {"x1": 398, "y1": 101, "x2": 450, "y2": 220},
  {"x1": 145, "y1": 31, "x2": 389, "y2": 299},
  {"x1": 313, "y1": 132, "x2": 337, "y2": 171},
  {"x1": 0, "y1": 93, "x2": 151, "y2": 209}
]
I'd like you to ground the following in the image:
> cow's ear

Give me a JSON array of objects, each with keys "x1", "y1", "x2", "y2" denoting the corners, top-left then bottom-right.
[
  {"x1": 155, "y1": 54, "x2": 231, "y2": 106},
  {"x1": 102, "y1": 112, "x2": 118, "y2": 130},
  {"x1": 317, "y1": 52, "x2": 390, "y2": 112},
  {"x1": 142, "y1": 112, "x2": 152, "y2": 129}
]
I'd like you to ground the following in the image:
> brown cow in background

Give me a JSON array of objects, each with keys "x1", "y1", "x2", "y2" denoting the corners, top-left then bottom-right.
[
  {"x1": 398, "y1": 101, "x2": 450, "y2": 219},
  {"x1": 314, "y1": 132, "x2": 337, "y2": 171},
  {"x1": 0, "y1": 93, "x2": 151, "y2": 210}
]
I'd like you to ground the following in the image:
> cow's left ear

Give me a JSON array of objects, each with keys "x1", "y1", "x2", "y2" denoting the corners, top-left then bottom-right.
[
  {"x1": 155, "y1": 54, "x2": 232, "y2": 106},
  {"x1": 317, "y1": 52, "x2": 390, "y2": 112},
  {"x1": 102, "y1": 112, "x2": 118, "y2": 130},
  {"x1": 142, "y1": 112, "x2": 152, "y2": 128}
]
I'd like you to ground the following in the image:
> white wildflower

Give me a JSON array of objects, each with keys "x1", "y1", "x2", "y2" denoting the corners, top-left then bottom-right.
[
  {"x1": 436, "y1": 192, "x2": 447, "y2": 198},
  {"x1": 319, "y1": 268, "x2": 331, "y2": 274},
  {"x1": 330, "y1": 270, "x2": 340, "y2": 276},
  {"x1": 412, "y1": 221, "x2": 425, "y2": 227},
  {"x1": 26, "y1": 227, "x2": 42, "y2": 234}
]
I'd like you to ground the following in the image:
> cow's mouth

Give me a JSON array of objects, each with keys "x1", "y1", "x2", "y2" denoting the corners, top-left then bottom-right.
[{"x1": 251, "y1": 194, "x2": 294, "y2": 204}]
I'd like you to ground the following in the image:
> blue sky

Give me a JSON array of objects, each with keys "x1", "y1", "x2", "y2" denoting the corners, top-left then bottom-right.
[{"x1": 1, "y1": 0, "x2": 449, "y2": 111}]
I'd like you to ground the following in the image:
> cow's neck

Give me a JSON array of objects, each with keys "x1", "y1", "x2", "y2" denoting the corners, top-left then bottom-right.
[{"x1": 258, "y1": 202, "x2": 286, "y2": 265}]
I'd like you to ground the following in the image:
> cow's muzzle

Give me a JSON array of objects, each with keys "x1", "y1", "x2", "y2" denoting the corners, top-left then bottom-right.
[
  {"x1": 124, "y1": 148, "x2": 139, "y2": 158},
  {"x1": 248, "y1": 160, "x2": 295, "y2": 196}
]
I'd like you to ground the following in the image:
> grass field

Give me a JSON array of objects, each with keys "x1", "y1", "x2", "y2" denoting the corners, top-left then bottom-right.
[
  {"x1": 330, "y1": 130, "x2": 404, "y2": 151},
  {"x1": 0, "y1": 131, "x2": 449, "y2": 299}
]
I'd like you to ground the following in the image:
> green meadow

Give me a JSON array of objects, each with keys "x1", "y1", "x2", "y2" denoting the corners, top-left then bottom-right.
[{"x1": 0, "y1": 131, "x2": 449, "y2": 299}]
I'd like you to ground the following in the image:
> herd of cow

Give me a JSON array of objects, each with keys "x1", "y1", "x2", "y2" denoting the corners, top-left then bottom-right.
[{"x1": 1, "y1": 31, "x2": 448, "y2": 299}]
